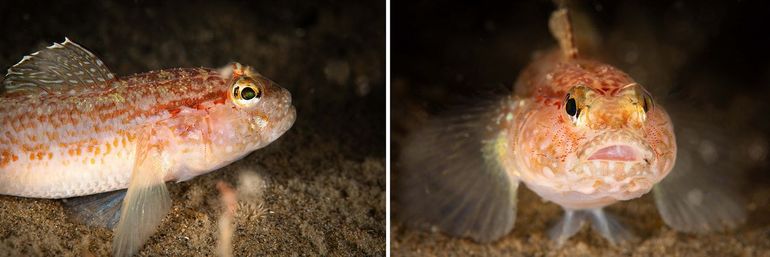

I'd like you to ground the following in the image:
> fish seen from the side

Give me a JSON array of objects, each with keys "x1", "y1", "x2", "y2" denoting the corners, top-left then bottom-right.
[{"x1": 0, "y1": 38, "x2": 296, "y2": 256}]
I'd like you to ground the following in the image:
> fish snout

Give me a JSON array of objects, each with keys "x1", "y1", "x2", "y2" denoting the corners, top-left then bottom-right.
[
  {"x1": 577, "y1": 131, "x2": 656, "y2": 177},
  {"x1": 266, "y1": 85, "x2": 296, "y2": 141},
  {"x1": 281, "y1": 104, "x2": 297, "y2": 134}
]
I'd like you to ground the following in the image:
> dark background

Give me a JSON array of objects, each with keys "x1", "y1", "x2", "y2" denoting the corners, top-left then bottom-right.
[
  {"x1": 393, "y1": 0, "x2": 770, "y2": 256},
  {"x1": 0, "y1": 0, "x2": 384, "y2": 256}
]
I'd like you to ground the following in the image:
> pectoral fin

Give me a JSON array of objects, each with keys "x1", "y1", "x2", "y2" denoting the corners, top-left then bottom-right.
[
  {"x1": 397, "y1": 97, "x2": 520, "y2": 243},
  {"x1": 113, "y1": 134, "x2": 172, "y2": 257},
  {"x1": 653, "y1": 107, "x2": 746, "y2": 233}
]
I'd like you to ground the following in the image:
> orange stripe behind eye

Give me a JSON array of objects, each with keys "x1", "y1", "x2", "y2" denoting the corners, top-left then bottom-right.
[
  {"x1": 214, "y1": 96, "x2": 226, "y2": 105},
  {"x1": 169, "y1": 108, "x2": 182, "y2": 116}
]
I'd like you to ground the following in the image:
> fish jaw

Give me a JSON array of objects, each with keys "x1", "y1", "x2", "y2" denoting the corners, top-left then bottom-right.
[{"x1": 514, "y1": 131, "x2": 664, "y2": 209}]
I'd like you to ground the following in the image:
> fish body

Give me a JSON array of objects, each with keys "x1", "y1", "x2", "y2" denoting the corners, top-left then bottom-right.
[
  {"x1": 0, "y1": 42, "x2": 295, "y2": 198},
  {"x1": 397, "y1": 9, "x2": 744, "y2": 245},
  {"x1": 0, "y1": 38, "x2": 295, "y2": 256}
]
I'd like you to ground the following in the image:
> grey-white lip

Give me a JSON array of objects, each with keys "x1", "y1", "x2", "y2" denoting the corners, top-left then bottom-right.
[
  {"x1": 577, "y1": 130, "x2": 651, "y2": 160},
  {"x1": 273, "y1": 105, "x2": 296, "y2": 140},
  {"x1": 586, "y1": 144, "x2": 641, "y2": 162},
  {"x1": 284, "y1": 105, "x2": 297, "y2": 131}
]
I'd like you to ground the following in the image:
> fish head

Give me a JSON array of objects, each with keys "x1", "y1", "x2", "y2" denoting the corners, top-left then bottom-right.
[
  {"x1": 185, "y1": 63, "x2": 295, "y2": 168},
  {"x1": 168, "y1": 63, "x2": 295, "y2": 181},
  {"x1": 514, "y1": 65, "x2": 676, "y2": 208},
  {"x1": 219, "y1": 63, "x2": 296, "y2": 151}
]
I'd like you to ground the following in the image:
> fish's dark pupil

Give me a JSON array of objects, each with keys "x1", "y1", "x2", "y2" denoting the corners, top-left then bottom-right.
[
  {"x1": 642, "y1": 96, "x2": 650, "y2": 113},
  {"x1": 565, "y1": 97, "x2": 577, "y2": 116},
  {"x1": 241, "y1": 87, "x2": 257, "y2": 100}
]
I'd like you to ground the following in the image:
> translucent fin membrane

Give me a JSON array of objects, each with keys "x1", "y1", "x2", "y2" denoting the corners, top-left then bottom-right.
[
  {"x1": 3, "y1": 38, "x2": 115, "y2": 94},
  {"x1": 113, "y1": 131, "x2": 172, "y2": 257},
  {"x1": 63, "y1": 190, "x2": 127, "y2": 229},
  {"x1": 654, "y1": 104, "x2": 747, "y2": 233},
  {"x1": 397, "y1": 97, "x2": 520, "y2": 243}
]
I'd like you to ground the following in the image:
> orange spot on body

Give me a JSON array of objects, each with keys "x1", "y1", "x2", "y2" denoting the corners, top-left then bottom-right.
[{"x1": 0, "y1": 150, "x2": 13, "y2": 167}]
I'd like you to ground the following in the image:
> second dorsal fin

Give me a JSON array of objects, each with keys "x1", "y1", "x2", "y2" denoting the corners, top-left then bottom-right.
[
  {"x1": 2, "y1": 38, "x2": 116, "y2": 93},
  {"x1": 549, "y1": 9, "x2": 579, "y2": 59}
]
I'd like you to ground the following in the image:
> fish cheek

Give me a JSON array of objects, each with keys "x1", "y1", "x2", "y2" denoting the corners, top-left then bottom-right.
[
  {"x1": 519, "y1": 110, "x2": 568, "y2": 171},
  {"x1": 643, "y1": 110, "x2": 676, "y2": 166}
]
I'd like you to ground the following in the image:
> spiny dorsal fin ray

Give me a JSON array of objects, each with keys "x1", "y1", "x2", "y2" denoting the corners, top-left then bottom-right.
[
  {"x1": 549, "y1": 9, "x2": 579, "y2": 59},
  {"x1": 3, "y1": 37, "x2": 116, "y2": 93}
]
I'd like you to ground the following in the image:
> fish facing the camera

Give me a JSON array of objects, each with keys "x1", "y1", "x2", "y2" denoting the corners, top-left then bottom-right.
[
  {"x1": 0, "y1": 38, "x2": 295, "y2": 256},
  {"x1": 397, "y1": 9, "x2": 745, "y2": 245}
]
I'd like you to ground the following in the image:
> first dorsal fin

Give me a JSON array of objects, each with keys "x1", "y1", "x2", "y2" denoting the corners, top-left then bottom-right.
[
  {"x1": 2, "y1": 38, "x2": 116, "y2": 93},
  {"x1": 549, "y1": 9, "x2": 579, "y2": 59}
]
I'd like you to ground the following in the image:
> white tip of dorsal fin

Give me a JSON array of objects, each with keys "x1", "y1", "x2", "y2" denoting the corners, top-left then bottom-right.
[
  {"x1": 47, "y1": 37, "x2": 73, "y2": 49},
  {"x1": 549, "y1": 8, "x2": 579, "y2": 59},
  {"x1": 62, "y1": 37, "x2": 82, "y2": 48},
  {"x1": 15, "y1": 55, "x2": 33, "y2": 66}
]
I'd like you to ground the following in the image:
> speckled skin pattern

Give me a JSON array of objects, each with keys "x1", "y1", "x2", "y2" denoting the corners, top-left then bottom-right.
[
  {"x1": 0, "y1": 65, "x2": 296, "y2": 198},
  {"x1": 497, "y1": 50, "x2": 676, "y2": 209}
]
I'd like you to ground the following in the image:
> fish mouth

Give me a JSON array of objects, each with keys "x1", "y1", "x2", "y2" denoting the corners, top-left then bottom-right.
[{"x1": 587, "y1": 145, "x2": 640, "y2": 162}]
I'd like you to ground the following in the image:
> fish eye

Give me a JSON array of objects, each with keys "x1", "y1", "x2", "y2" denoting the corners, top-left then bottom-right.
[
  {"x1": 230, "y1": 77, "x2": 263, "y2": 107},
  {"x1": 241, "y1": 87, "x2": 259, "y2": 100},
  {"x1": 565, "y1": 93, "x2": 579, "y2": 117},
  {"x1": 633, "y1": 85, "x2": 653, "y2": 114},
  {"x1": 642, "y1": 93, "x2": 653, "y2": 113}
]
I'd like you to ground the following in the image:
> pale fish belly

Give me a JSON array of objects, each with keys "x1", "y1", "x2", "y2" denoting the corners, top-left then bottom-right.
[
  {"x1": 0, "y1": 138, "x2": 136, "y2": 198},
  {"x1": 0, "y1": 93, "x2": 157, "y2": 198},
  {"x1": 0, "y1": 104, "x2": 141, "y2": 198}
]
